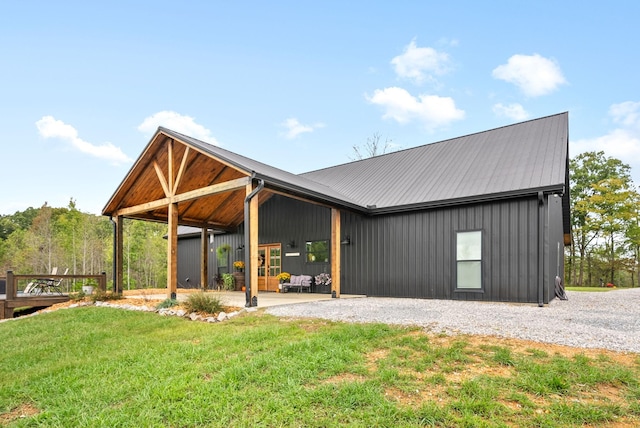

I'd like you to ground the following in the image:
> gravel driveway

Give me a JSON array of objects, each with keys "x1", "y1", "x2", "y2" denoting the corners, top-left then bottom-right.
[{"x1": 266, "y1": 288, "x2": 640, "y2": 353}]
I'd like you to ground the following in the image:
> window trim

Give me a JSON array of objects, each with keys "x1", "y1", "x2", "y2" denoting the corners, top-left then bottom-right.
[{"x1": 454, "y1": 229, "x2": 484, "y2": 293}]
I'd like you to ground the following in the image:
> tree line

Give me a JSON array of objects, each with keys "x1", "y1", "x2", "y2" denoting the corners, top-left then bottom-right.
[
  {"x1": 0, "y1": 200, "x2": 167, "y2": 290},
  {"x1": 1, "y1": 151, "x2": 638, "y2": 290}
]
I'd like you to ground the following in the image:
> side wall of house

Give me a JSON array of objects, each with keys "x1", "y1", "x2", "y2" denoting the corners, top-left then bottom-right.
[
  {"x1": 177, "y1": 193, "x2": 566, "y2": 303},
  {"x1": 341, "y1": 197, "x2": 543, "y2": 302}
]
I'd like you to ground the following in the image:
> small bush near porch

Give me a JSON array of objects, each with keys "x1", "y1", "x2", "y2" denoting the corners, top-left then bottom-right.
[{"x1": 1, "y1": 308, "x2": 639, "y2": 426}]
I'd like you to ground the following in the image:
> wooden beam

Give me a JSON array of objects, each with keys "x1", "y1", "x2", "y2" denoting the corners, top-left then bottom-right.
[
  {"x1": 112, "y1": 177, "x2": 251, "y2": 218},
  {"x1": 168, "y1": 139, "x2": 174, "y2": 194},
  {"x1": 167, "y1": 202, "x2": 178, "y2": 299},
  {"x1": 153, "y1": 161, "x2": 171, "y2": 197},
  {"x1": 201, "y1": 227, "x2": 209, "y2": 290},
  {"x1": 172, "y1": 177, "x2": 250, "y2": 204},
  {"x1": 173, "y1": 147, "x2": 190, "y2": 194},
  {"x1": 113, "y1": 197, "x2": 171, "y2": 218},
  {"x1": 115, "y1": 216, "x2": 124, "y2": 294},
  {"x1": 331, "y1": 208, "x2": 341, "y2": 298}
]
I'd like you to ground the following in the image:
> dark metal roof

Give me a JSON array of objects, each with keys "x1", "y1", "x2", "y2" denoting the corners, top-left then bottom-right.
[
  {"x1": 301, "y1": 112, "x2": 569, "y2": 211},
  {"x1": 158, "y1": 127, "x2": 365, "y2": 211},
  {"x1": 157, "y1": 113, "x2": 568, "y2": 216}
]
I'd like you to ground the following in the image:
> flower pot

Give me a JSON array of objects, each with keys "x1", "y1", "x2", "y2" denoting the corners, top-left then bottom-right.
[{"x1": 82, "y1": 285, "x2": 94, "y2": 295}]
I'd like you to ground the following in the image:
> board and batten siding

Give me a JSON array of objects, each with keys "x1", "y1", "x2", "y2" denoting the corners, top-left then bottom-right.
[
  {"x1": 341, "y1": 196, "x2": 554, "y2": 303},
  {"x1": 176, "y1": 193, "x2": 562, "y2": 303}
]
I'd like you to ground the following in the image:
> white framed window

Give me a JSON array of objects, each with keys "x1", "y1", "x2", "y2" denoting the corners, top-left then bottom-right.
[{"x1": 456, "y1": 230, "x2": 482, "y2": 290}]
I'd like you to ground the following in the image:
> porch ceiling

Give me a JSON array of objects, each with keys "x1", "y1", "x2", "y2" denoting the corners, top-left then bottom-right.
[{"x1": 102, "y1": 130, "x2": 272, "y2": 230}]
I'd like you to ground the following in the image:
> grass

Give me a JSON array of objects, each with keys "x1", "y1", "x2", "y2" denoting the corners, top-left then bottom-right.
[
  {"x1": 0, "y1": 308, "x2": 639, "y2": 427},
  {"x1": 565, "y1": 286, "x2": 616, "y2": 292}
]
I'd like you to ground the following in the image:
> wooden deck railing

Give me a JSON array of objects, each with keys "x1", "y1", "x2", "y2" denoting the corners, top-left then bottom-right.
[{"x1": 1, "y1": 271, "x2": 107, "y2": 319}]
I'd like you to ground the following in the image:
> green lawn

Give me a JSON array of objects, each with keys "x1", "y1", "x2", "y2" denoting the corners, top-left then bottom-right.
[
  {"x1": 565, "y1": 286, "x2": 617, "y2": 292},
  {"x1": 1, "y1": 307, "x2": 639, "y2": 427}
]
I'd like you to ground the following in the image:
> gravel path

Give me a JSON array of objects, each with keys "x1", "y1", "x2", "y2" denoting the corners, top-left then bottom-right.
[{"x1": 267, "y1": 288, "x2": 640, "y2": 353}]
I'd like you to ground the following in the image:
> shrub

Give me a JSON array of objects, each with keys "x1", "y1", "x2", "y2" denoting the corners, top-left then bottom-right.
[
  {"x1": 90, "y1": 290, "x2": 123, "y2": 303},
  {"x1": 222, "y1": 273, "x2": 235, "y2": 290},
  {"x1": 68, "y1": 291, "x2": 86, "y2": 301},
  {"x1": 183, "y1": 292, "x2": 224, "y2": 314},
  {"x1": 156, "y1": 298, "x2": 179, "y2": 310}
]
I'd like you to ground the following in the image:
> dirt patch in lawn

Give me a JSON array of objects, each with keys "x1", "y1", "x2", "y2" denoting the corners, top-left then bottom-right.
[{"x1": 0, "y1": 403, "x2": 40, "y2": 425}]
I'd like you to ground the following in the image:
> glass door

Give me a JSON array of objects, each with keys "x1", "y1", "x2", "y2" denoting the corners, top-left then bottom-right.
[{"x1": 257, "y1": 244, "x2": 281, "y2": 291}]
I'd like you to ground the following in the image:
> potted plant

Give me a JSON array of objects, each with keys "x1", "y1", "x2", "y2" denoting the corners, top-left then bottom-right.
[
  {"x1": 233, "y1": 260, "x2": 245, "y2": 272},
  {"x1": 222, "y1": 273, "x2": 235, "y2": 291},
  {"x1": 276, "y1": 272, "x2": 291, "y2": 284},
  {"x1": 276, "y1": 272, "x2": 290, "y2": 292},
  {"x1": 232, "y1": 261, "x2": 246, "y2": 291},
  {"x1": 82, "y1": 278, "x2": 97, "y2": 295},
  {"x1": 216, "y1": 243, "x2": 231, "y2": 258},
  {"x1": 315, "y1": 273, "x2": 332, "y2": 287}
]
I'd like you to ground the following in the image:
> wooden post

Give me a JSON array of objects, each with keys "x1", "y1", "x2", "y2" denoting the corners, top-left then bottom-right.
[
  {"x1": 249, "y1": 189, "x2": 259, "y2": 306},
  {"x1": 331, "y1": 208, "x2": 341, "y2": 298},
  {"x1": 4, "y1": 271, "x2": 15, "y2": 319},
  {"x1": 167, "y1": 202, "x2": 178, "y2": 299},
  {"x1": 115, "y1": 216, "x2": 124, "y2": 294},
  {"x1": 201, "y1": 227, "x2": 209, "y2": 290},
  {"x1": 99, "y1": 272, "x2": 107, "y2": 292}
]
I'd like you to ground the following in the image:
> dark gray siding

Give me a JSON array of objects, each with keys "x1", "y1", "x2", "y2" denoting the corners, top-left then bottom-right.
[
  {"x1": 176, "y1": 231, "x2": 244, "y2": 289},
  {"x1": 341, "y1": 197, "x2": 545, "y2": 303},
  {"x1": 178, "y1": 193, "x2": 564, "y2": 303},
  {"x1": 259, "y1": 195, "x2": 332, "y2": 293}
]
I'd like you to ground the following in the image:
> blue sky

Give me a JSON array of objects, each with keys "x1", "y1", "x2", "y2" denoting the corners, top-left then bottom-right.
[{"x1": 1, "y1": 1, "x2": 639, "y2": 216}]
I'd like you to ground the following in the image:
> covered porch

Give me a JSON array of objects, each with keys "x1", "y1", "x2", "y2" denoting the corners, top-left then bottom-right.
[{"x1": 103, "y1": 128, "x2": 361, "y2": 306}]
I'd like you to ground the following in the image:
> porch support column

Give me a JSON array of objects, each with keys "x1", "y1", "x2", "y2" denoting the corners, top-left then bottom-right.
[
  {"x1": 115, "y1": 216, "x2": 124, "y2": 294},
  {"x1": 244, "y1": 179, "x2": 263, "y2": 307},
  {"x1": 167, "y1": 202, "x2": 178, "y2": 299},
  {"x1": 201, "y1": 227, "x2": 209, "y2": 290},
  {"x1": 249, "y1": 188, "x2": 259, "y2": 306},
  {"x1": 331, "y1": 208, "x2": 341, "y2": 298}
]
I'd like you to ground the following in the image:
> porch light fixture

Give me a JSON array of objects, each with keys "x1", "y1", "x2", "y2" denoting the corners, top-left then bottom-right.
[
  {"x1": 287, "y1": 240, "x2": 296, "y2": 248},
  {"x1": 341, "y1": 236, "x2": 351, "y2": 245}
]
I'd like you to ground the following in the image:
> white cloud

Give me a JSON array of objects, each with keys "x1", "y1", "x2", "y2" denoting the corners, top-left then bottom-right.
[
  {"x1": 609, "y1": 101, "x2": 640, "y2": 127},
  {"x1": 137, "y1": 111, "x2": 219, "y2": 145},
  {"x1": 367, "y1": 87, "x2": 465, "y2": 130},
  {"x1": 492, "y1": 54, "x2": 566, "y2": 97},
  {"x1": 492, "y1": 103, "x2": 529, "y2": 121},
  {"x1": 391, "y1": 39, "x2": 451, "y2": 85},
  {"x1": 279, "y1": 118, "x2": 325, "y2": 139},
  {"x1": 572, "y1": 101, "x2": 640, "y2": 185},
  {"x1": 36, "y1": 116, "x2": 132, "y2": 165}
]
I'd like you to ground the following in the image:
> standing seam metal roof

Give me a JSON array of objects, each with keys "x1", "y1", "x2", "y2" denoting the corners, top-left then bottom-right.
[
  {"x1": 161, "y1": 113, "x2": 568, "y2": 213},
  {"x1": 300, "y1": 112, "x2": 569, "y2": 210}
]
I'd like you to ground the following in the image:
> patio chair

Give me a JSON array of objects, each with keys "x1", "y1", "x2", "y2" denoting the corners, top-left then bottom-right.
[
  {"x1": 24, "y1": 267, "x2": 57, "y2": 294},
  {"x1": 40, "y1": 268, "x2": 68, "y2": 295},
  {"x1": 29, "y1": 268, "x2": 68, "y2": 295}
]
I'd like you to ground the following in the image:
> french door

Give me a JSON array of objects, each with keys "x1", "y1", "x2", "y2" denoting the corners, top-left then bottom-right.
[{"x1": 257, "y1": 244, "x2": 281, "y2": 291}]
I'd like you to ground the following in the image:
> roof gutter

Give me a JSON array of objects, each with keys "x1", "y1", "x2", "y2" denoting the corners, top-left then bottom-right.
[
  {"x1": 368, "y1": 184, "x2": 565, "y2": 216},
  {"x1": 255, "y1": 174, "x2": 367, "y2": 214},
  {"x1": 244, "y1": 178, "x2": 264, "y2": 307}
]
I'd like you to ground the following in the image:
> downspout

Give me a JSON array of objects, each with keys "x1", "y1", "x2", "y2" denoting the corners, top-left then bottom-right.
[
  {"x1": 110, "y1": 216, "x2": 117, "y2": 294},
  {"x1": 244, "y1": 178, "x2": 264, "y2": 307},
  {"x1": 537, "y1": 191, "x2": 545, "y2": 307}
]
